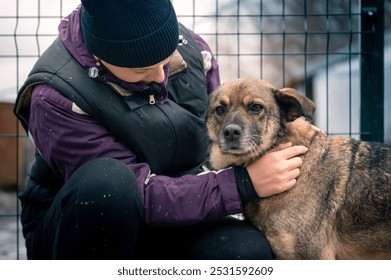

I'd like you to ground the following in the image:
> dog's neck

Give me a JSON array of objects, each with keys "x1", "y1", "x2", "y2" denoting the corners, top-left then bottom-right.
[{"x1": 279, "y1": 117, "x2": 321, "y2": 147}]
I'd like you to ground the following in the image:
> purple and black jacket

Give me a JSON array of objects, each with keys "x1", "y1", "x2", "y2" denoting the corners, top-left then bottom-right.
[{"x1": 15, "y1": 6, "x2": 255, "y2": 237}]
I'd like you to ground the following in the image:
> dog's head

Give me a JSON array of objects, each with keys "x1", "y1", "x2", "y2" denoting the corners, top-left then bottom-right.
[{"x1": 206, "y1": 78, "x2": 315, "y2": 169}]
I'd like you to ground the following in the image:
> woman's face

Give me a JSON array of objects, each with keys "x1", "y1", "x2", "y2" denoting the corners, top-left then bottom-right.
[{"x1": 100, "y1": 56, "x2": 171, "y2": 84}]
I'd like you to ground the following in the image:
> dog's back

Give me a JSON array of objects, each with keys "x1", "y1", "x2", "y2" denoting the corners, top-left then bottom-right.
[{"x1": 246, "y1": 117, "x2": 391, "y2": 259}]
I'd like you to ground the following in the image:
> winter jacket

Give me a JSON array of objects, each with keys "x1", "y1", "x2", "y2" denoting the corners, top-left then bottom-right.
[{"x1": 14, "y1": 6, "x2": 255, "y2": 237}]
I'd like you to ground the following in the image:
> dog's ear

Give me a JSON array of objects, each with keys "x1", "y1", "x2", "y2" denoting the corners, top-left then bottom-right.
[{"x1": 274, "y1": 88, "x2": 316, "y2": 122}]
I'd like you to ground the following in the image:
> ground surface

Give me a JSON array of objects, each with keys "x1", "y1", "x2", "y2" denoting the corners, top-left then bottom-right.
[{"x1": 0, "y1": 192, "x2": 26, "y2": 260}]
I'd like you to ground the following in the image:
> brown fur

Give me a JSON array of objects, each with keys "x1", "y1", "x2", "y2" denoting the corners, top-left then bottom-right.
[{"x1": 206, "y1": 78, "x2": 391, "y2": 259}]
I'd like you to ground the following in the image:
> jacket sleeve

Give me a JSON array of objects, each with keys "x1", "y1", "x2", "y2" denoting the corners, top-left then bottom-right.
[
  {"x1": 28, "y1": 83, "x2": 244, "y2": 226},
  {"x1": 144, "y1": 168, "x2": 242, "y2": 225},
  {"x1": 189, "y1": 28, "x2": 221, "y2": 93}
]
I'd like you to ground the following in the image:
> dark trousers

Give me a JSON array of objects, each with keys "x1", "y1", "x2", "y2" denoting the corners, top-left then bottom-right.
[{"x1": 26, "y1": 158, "x2": 274, "y2": 260}]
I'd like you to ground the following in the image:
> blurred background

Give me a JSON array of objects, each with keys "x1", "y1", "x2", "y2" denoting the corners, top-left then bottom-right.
[{"x1": 0, "y1": 0, "x2": 390, "y2": 259}]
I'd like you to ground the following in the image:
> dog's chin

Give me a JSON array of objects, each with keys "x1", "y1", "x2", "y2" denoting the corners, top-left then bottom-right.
[
  {"x1": 220, "y1": 147, "x2": 249, "y2": 155},
  {"x1": 219, "y1": 141, "x2": 254, "y2": 155},
  {"x1": 209, "y1": 143, "x2": 256, "y2": 169}
]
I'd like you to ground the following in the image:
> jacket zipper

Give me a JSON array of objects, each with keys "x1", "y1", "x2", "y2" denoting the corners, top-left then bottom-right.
[{"x1": 149, "y1": 94, "x2": 156, "y2": 105}]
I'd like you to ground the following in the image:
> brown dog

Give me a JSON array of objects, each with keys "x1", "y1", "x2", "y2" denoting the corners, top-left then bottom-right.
[{"x1": 206, "y1": 78, "x2": 391, "y2": 259}]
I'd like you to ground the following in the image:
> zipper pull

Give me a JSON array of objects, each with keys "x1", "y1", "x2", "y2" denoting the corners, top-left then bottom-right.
[{"x1": 149, "y1": 94, "x2": 156, "y2": 105}]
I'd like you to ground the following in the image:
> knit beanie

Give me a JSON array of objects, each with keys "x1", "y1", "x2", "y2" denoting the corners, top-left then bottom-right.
[{"x1": 81, "y1": 0, "x2": 179, "y2": 68}]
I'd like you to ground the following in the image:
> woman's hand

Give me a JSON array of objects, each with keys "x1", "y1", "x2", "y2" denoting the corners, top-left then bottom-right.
[{"x1": 246, "y1": 142, "x2": 308, "y2": 197}]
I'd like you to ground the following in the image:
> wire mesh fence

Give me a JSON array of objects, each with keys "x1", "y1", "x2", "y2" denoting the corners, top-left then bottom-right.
[{"x1": 0, "y1": 0, "x2": 388, "y2": 259}]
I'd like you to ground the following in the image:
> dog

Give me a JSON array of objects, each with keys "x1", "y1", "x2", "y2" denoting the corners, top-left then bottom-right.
[{"x1": 206, "y1": 78, "x2": 391, "y2": 259}]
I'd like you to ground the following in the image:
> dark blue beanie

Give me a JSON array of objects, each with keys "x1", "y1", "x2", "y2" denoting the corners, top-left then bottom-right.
[{"x1": 81, "y1": 0, "x2": 179, "y2": 68}]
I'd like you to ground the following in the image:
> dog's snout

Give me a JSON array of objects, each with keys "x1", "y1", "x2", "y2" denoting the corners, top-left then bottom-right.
[{"x1": 223, "y1": 124, "x2": 242, "y2": 141}]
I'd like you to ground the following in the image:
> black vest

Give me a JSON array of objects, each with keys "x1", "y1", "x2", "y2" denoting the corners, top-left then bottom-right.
[{"x1": 15, "y1": 24, "x2": 210, "y2": 176}]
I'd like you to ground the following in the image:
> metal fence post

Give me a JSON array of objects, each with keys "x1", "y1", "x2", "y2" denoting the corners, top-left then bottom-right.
[{"x1": 360, "y1": 0, "x2": 385, "y2": 142}]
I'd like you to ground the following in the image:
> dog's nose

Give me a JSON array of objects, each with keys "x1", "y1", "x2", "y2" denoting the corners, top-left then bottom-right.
[{"x1": 223, "y1": 124, "x2": 242, "y2": 141}]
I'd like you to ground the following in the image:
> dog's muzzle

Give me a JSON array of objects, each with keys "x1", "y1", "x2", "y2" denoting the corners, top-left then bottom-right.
[{"x1": 219, "y1": 123, "x2": 252, "y2": 154}]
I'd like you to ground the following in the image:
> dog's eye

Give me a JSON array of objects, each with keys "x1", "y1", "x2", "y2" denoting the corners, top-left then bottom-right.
[
  {"x1": 250, "y1": 104, "x2": 263, "y2": 113},
  {"x1": 215, "y1": 106, "x2": 225, "y2": 116}
]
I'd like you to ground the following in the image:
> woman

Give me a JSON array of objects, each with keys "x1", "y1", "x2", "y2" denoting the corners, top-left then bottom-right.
[{"x1": 14, "y1": 0, "x2": 307, "y2": 259}]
